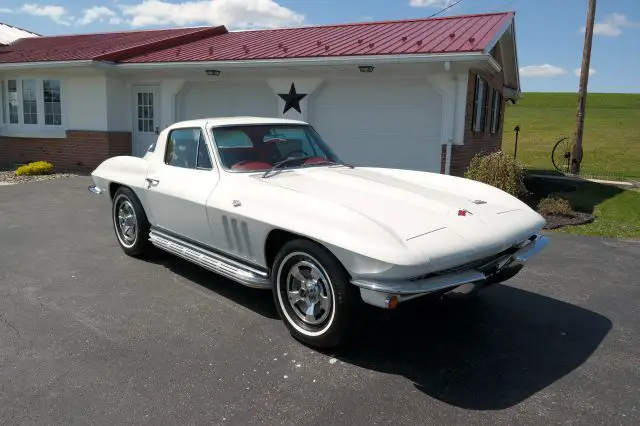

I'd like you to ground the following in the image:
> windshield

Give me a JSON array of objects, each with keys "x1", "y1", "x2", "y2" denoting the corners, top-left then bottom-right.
[{"x1": 210, "y1": 124, "x2": 343, "y2": 172}]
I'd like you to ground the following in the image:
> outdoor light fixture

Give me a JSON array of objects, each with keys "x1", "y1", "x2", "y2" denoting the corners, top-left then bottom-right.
[
  {"x1": 358, "y1": 65, "x2": 375, "y2": 73},
  {"x1": 205, "y1": 69, "x2": 221, "y2": 76}
]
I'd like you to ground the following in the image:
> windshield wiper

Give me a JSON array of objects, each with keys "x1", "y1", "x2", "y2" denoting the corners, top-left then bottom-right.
[
  {"x1": 261, "y1": 157, "x2": 355, "y2": 178},
  {"x1": 327, "y1": 160, "x2": 354, "y2": 169},
  {"x1": 262, "y1": 156, "x2": 309, "y2": 178}
]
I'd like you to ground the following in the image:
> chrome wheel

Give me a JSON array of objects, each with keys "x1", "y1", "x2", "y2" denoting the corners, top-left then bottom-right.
[
  {"x1": 273, "y1": 240, "x2": 359, "y2": 348},
  {"x1": 115, "y1": 197, "x2": 137, "y2": 247},
  {"x1": 285, "y1": 260, "x2": 333, "y2": 326}
]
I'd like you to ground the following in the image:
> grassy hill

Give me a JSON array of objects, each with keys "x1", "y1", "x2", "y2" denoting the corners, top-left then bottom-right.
[{"x1": 502, "y1": 92, "x2": 640, "y2": 180}]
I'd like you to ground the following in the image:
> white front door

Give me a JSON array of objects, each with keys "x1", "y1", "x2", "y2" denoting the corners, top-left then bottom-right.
[
  {"x1": 133, "y1": 86, "x2": 160, "y2": 157},
  {"x1": 144, "y1": 126, "x2": 220, "y2": 247}
]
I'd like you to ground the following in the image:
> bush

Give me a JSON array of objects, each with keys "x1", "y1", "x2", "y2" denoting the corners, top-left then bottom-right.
[
  {"x1": 464, "y1": 151, "x2": 527, "y2": 197},
  {"x1": 15, "y1": 161, "x2": 54, "y2": 176},
  {"x1": 537, "y1": 196, "x2": 575, "y2": 217}
]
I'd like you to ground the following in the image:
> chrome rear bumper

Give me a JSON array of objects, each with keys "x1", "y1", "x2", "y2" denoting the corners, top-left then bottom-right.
[{"x1": 353, "y1": 233, "x2": 549, "y2": 308}]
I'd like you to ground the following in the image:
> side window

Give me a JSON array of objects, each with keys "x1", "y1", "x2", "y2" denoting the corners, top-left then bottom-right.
[
  {"x1": 165, "y1": 128, "x2": 212, "y2": 170},
  {"x1": 196, "y1": 131, "x2": 213, "y2": 170}
]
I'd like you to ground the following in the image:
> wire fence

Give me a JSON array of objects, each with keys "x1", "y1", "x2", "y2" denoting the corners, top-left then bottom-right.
[{"x1": 505, "y1": 134, "x2": 640, "y2": 183}]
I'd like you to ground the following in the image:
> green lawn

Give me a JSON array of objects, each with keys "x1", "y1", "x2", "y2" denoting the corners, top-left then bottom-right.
[
  {"x1": 502, "y1": 92, "x2": 640, "y2": 180},
  {"x1": 558, "y1": 181, "x2": 640, "y2": 239}
]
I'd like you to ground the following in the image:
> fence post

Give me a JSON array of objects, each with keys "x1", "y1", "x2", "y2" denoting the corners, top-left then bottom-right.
[{"x1": 513, "y1": 125, "x2": 520, "y2": 159}]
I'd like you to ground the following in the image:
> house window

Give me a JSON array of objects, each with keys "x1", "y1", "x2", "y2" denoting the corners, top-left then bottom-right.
[
  {"x1": 7, "y1": 80, "x2": 19, "y2": 124},
  {"x1": 43, "y1": 80, "x2": 62, "y2": 125},
  {"x1": 490, "y1": 89, "x2": 503, "y2": 134},
  {"x1": 2, "y1": 78, "x2": 63, "y2": 128},
  {"x1": 22, "y1": 79, "x2": 38, "y2": 124},
  {"x1": 137, "y1": 92, "x2": 154, "y2": 132},
  {"x1": 471, "y1": 75, "x2": 487, "y2": 132}
]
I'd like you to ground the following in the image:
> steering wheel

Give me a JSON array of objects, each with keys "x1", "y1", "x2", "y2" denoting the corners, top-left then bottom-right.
[
  {"x1": 264, "y1": 137, "x2": 288, "y2": 144},
  {"x1": 282, "y1": 149, "x2": 309, "y2": 159}
]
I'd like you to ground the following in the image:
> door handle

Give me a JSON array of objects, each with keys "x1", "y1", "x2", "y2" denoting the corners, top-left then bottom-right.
[{"x1": 145, "y1": 178, "x2": 159, "y2": 188}]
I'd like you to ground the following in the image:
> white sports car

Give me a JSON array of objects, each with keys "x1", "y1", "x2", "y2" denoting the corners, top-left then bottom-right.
[{"x1": 89, "y1": 117, "x2": 548, "y2": 348}]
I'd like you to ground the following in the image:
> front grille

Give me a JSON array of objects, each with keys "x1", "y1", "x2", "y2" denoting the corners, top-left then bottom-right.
[{"x1": 409, "y1": 235, "x2": 534, "y2": 281}]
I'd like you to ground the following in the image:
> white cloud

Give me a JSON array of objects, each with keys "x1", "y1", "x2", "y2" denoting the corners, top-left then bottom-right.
[
  {"x1": 581, "y1": 13, "x2": 640, "y2": 37},
  {"x1": 21, "y1": 4, "x2": 71, "y2": 26},
  {"x1": 409, "y1": 0, "x2": 452, "y2": 7},
  {"x1": 119, "y1": 0, "x2": 304, "y2": 29},
  {"x1": 0, "y1": 8, "x2": 13, "y2": 13},
  {"x1": 519, "y1": 64, "x2": 567, "y2": 77},
  {"x1": 574, "y1": 67, "x2": 596, "y2": 77},
  {"x1": 77, "y1": 6, "x2": 122, "y2": 26}
]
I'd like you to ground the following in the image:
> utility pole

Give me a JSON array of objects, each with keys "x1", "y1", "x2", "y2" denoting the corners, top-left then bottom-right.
[{"x1": 570, "y1": 0, "x2": 597, "y2": 174}]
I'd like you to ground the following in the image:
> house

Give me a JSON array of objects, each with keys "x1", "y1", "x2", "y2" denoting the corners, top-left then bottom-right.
[
  {"x1": 0, "y1": 22, "x2": 39, "y2": 46},
  {"x1": 0, "y1": 12, "x2": 520, "y2": 175}
]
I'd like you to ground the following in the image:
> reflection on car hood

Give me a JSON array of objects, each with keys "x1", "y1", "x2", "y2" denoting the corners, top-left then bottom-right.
[{"x1": 261, "y1": 166, "x2": 540, "y2": 243}]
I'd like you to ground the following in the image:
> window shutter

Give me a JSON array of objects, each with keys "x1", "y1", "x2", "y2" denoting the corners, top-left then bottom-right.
[
  {"x1": 480, "y1": 82, "x2": 489, "y2": 132},
  {"x1": 497, "y1": 92, "x2": 503, "y2": 133},
  {"x1": 471, "y1": 75, "x2": 479, "y2": 130}
]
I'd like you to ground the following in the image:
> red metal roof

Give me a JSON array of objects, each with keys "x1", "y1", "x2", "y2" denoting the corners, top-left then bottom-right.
[
  {"x1": 0, "y1": 12, "x2": 513, "y2": 64},
  {"x1": 0, "y1": 26, "x2": 226, "y2": 63},
  {"x1": 121, "y1": 12, "x2": 513, "y2": 63}
]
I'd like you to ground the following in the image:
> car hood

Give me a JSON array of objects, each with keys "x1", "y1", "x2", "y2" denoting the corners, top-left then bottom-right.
[{"x1": 260, "y1": 166, "x2": 540, "y2": 244}]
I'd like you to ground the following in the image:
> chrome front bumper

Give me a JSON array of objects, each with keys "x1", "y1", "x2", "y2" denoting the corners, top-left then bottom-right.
[
  {"x1": 88, "y1": 184, "x2": 104, "y2": 195},
  {"x1": 352, "y1": 233, "x2": 549, "y2": 308}
]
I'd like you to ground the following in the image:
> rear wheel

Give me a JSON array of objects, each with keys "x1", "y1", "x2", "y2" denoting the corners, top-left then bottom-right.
[
  {"x1": 272, "y1": 239, "x2": 360, "y2": 349},
  {"x1": 112, "y1": 186, "x2": 153, "y2": 257}
]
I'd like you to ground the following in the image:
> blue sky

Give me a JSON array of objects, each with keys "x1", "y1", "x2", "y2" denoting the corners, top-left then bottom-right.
[{"x1": 1, "y1": 0, "x2": 639, "y2": 93}]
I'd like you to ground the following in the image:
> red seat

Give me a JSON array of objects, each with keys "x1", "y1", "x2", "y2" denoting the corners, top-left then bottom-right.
[{"x1": 231, "y1": 161, "x2": 272, "y2": 171}]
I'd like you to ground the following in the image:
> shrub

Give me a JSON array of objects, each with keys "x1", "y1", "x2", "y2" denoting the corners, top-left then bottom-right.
[
  {"x1": 537, "y1": 196, "x2": 575, "y2": 217},
  {"x1": 15, "y1": 161, "x2": 54, "y2": 176},
  {"x1": 464, "y1": 151, "x2": 527, "y2": 197}
]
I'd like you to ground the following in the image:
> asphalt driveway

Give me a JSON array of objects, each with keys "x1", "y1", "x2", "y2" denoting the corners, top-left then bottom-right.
[{"x1": 1, "y1": 177, "x2": 638, "y2": 425}]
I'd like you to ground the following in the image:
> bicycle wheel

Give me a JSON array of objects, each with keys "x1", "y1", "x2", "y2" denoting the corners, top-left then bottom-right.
[{"x1": 552, "y1": 137, "x2": 572, "y2": 173}]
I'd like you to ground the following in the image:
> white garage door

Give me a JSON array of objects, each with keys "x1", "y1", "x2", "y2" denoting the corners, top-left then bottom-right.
[
  {"x1": 176, "y1": 81, "x2": 277, "y2": 121},
  {"x1": 308, "y1": 79, "x2": 443, "y2": 172}
]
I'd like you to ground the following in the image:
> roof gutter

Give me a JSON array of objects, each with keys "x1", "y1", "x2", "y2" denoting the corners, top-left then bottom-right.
[
  {"x1": 0, "y1": 60, "x2": 96, "y2": 70},
  {"x1": 0, "y1": 52, "x2": 502, "y2": 73},
  {"x1": 114, "y1": 51, "x2": 496, "y2": 69}
]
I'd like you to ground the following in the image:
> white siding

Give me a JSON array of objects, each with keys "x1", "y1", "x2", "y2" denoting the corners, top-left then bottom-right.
[
  {"x1": 308, "y1": 78, "x2": 443, "y2": 172},
  {"x1": 67, "y1": 76, "x2": 108, "y2": 131},
  {"x1": 176, "y1": 81, "x2": 277, "y2": 121},
  {"x1": 106, "y1": 77, "x2": 131, "y2": 131}
]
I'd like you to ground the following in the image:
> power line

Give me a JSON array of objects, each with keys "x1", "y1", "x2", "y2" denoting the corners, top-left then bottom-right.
[
  {"x1": 490, "y1": 0, "x2": 520, "y2": 13},
  {"x1": 427, "y1": 1, "x2": 465, "y2": 19}
]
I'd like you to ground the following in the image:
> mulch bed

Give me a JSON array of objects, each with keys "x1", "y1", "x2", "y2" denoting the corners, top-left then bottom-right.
[
  {"x1": 0, "y1": 170, "x2": 82, "y2": 185},
  {"x1": 543, "y1": 211, "x2": 595, "y2": 230},
  {"x1": 523, "y1": 176, "x2": 596, "y2": 230}
]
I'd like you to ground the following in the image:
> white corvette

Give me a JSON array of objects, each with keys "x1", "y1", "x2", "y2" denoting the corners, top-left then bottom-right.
[{"x1": 89, "y1": 117, "x2": 548, "y2": 348}]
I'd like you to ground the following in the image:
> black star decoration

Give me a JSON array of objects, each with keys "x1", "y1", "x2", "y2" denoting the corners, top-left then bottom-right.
[{"x1": 278, "y1": 83, "x2": 307, "y2": 114}]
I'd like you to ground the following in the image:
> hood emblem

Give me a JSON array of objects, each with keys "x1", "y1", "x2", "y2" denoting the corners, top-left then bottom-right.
[{"x1": 471, "y1": 200, "x2": 487, "y2": 205}]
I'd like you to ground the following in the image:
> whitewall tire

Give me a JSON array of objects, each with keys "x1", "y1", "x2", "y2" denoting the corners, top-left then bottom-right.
[
  {"x1": 272, "y1": 239, "x2": 360, "y2": 349},
  {"x1": 112, "y1": 186, "x2": 153, "y2": 257}
]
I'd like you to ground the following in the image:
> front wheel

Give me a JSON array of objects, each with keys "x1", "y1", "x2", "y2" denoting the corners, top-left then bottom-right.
[
  {"x1": 272, "y1": 239, "x2": 360, "y2": 349},
  {"x1": 112, "y1": 186, "x2": 153, "y2": 257}
]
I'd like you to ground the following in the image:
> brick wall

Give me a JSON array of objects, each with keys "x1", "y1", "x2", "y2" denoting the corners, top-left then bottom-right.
[
  {"x1": 450, "y1": 64, "x2": 507, "y2": 177},
  {"x1": 0, "y1": 131, "x2": 131, "y2": 173}
]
